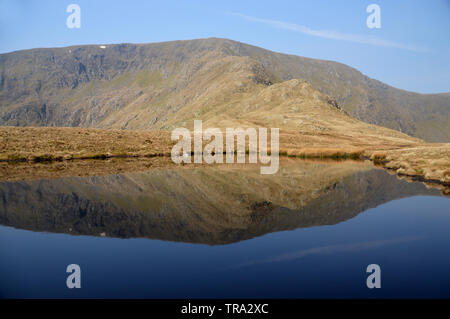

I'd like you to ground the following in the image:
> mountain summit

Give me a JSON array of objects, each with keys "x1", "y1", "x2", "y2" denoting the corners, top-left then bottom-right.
[{"x1": 1, "y1": 38, "x2": 449, "y2": 141}]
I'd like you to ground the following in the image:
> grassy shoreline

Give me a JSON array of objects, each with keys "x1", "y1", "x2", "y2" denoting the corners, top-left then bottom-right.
[{"x1": 1, "y1": 126, "x2": 448, "y2": 193}]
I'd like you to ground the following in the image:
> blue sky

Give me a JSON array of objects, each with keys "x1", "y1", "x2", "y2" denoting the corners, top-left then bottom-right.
[{"x1": 0, "y1": 0, "x2": 449, "y2": 93}]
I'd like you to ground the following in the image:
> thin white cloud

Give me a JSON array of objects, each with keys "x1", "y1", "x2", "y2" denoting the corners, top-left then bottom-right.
[
  {"x1": 228, "y1": 235, "x2": 423, "y2": 269},
  {"x1": 232, "y1": 13, "x2": 429, "y2": 52}
]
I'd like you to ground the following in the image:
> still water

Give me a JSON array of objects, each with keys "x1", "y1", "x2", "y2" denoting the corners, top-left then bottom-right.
[{"x1": 0, "y1": 160, "x2": 449, "y2": 298}]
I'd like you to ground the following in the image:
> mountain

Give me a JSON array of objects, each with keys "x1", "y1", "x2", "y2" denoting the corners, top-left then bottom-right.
[{"x1": 0, "y1": 38, "x2": 449, "y2": 141}]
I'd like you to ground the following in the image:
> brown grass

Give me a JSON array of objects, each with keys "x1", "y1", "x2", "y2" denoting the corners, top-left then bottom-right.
[
  {"x1": 374, "y1": 144, "x2": 450, "y2": 184},
  {"x1": 0, "y1": 126, "x2": 172, "y2": 162},
  {"x1": 0, "y1": 126, "x2": 448, "y2": 193}
]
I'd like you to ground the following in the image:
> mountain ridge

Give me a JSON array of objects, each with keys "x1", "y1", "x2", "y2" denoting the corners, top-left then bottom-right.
[{"x1": 0, "y1": 37, "x2": 449, "y2": 141}]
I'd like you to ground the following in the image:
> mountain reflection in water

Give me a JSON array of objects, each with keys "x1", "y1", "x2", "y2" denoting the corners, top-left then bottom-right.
[{"x1": 0, "y1": 160, "x2": 441, "y2": 245}]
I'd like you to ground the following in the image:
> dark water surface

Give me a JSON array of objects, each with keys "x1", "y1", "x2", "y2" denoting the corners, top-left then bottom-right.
[{"x1": 0, "y1": 161, "x2": 449, "y2": 298}]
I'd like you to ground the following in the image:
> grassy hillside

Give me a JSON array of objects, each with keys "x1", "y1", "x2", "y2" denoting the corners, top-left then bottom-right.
[
  {"x1": 0, "y1": 69, "x2": 421, "y2": 166},
  {"x1": 1, "y1": 38, "x2": 449, "y2": 141}
]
